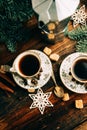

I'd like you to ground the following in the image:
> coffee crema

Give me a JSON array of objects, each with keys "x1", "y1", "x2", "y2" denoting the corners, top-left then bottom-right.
[
  {"x1": 18, "y1": 54, "x2": 40, "y2": 76},
  {"x1": 73, "y1": 59, "x2": 87, "y2": 80}
]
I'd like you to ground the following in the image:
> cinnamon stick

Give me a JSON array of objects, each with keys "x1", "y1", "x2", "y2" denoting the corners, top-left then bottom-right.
[{"x1": 0, "y1": 82, "x2": 14, "y2": 93}]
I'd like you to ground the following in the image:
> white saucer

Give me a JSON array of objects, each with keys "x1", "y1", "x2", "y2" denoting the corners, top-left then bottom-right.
[
  {"x1": 60, "y1": 52, "x2": 87, "y2": 94},
  {"x1": 12, "y1": 50, "x2": 52, "y2": 89}
]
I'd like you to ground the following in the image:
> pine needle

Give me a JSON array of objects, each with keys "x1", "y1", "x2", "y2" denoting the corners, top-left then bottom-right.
[
  {"x1": 66, "y1": 26, "x2": 87, "y2": 41},
  {"x1": 76, "y1": 40, "x2": 87, "y2": 52},
  {"x1": 0, "y1": 0, "x2": 34, "y2": 52},
  {"x1": 66, "y1": 25, "x2": 87, "y2": 52}
]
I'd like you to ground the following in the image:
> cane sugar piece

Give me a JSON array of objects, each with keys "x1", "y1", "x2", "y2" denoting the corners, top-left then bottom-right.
[
  {"x1": 48, "y1": 33, "x2": 55, "y2": 40},
  {"x1": 62, "y1": 93, "x2": 70, "y2": 101},
  {"x1": 43, "y1": 47, "x2": 52, "y2": 55},
  {"x1": 47, "y1": 22, "x2": 56, "y2": 30},
  {"x1": 50, "y1": 53, "x2": 60, "y2": 61},
  {"x1": 28, "y1": 88, "x2": 35, "y2": 93},
  {"x1": 75, "y1": 99, "x2": 83, "y2": 109}
]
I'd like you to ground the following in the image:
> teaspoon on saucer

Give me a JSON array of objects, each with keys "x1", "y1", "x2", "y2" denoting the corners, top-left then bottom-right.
[{"x1": 51, "y1": 68, "x2": 64, "y2": 98}]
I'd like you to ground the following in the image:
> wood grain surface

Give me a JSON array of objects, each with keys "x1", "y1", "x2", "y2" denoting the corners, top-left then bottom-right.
[{"x1": 0, "y1": 1, "x2": 87, "y2": 130}]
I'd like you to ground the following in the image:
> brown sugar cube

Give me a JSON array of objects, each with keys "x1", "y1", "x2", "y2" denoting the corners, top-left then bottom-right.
[
  {"x1": 50, "y1": 53, "x2": 60, "y2": 61},
  {"x1": 48, "y1": 33, "x2": 55, "y2": 40},
  {"x1": 54, "y1": 86, "x2": 64, "y2": 98},
  {"x1": 62, "y1": 93, "x2": 70, "y2": 101},
  {"x1": 43, "y1": 47, "x2": 52, "y2": 55},
  {"x1": 47, "y1": 22, "x2": 56, "y2": 30},
  {"x1": 28, "y1": 87, "x2": 35, "y2": 93},
  {"x1": 75, "y1": 99, "x2": 84, "y2": 109}
]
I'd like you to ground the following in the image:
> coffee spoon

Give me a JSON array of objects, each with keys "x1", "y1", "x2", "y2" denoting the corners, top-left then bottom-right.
[{"x1": 51, "y1": 68, "x2": 64, "y2": 98}]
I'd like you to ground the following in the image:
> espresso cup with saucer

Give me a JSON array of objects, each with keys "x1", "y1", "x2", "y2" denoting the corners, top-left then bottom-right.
[
  {"x1": 71, "y1": 56, "x2": 87, "y2": 83},
  {"x1": 10, "y1": 51, "x2": 42, "y2": 86}
]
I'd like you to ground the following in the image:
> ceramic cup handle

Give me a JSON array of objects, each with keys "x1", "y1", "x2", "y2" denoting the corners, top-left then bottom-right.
[{"x1": 10, "y1": 67, "x2": 16, "y2": 73}]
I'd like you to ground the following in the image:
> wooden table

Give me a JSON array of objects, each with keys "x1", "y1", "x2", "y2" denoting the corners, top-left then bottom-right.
[{"x1": 0, "y1": 1, "x2": 87, "y2": 130}]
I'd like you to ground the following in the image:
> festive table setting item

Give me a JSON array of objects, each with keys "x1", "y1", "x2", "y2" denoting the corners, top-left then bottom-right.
[
  {"x1": 0, "y1": 0, "x2": 87, "y2": 116},
  {"x1": 1, "y1": 49, "x2": 87, "y2": 114},
  {"x1": 0, "y1": 0, "x2": 87, "y2": 53},
  {"x1": 0, "y1": 48, "x2": 65, "y2": 114},
  {"x1": 32, "y1": 0, "x2": 80, "y2": 43},
  {"x1": 60, "y1": 52, "x2": 87, "y2": 94},
  {"x1": 0, "y1": 0, "x2": 34, "y2": 52},
  {"x1": 71, "y1": 5, "x2": 87, "y2": 27},
  {"x1": 11, "y1": 50, "x2": 52, "y2": 90},
  {"x1": 0, "y1": 1, "x2": 87, "y2": 129},
  {"x1": 66, "y1": 4, "x2": 87, "y2": 53},
  {"x1": 29, "y1": 88, "x2": 53, "y2": 114}
]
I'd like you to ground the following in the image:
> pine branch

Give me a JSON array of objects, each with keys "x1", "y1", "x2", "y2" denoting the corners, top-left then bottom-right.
[
  {"x1": 6, "y1": 39, "x2": 17, "y2": 52},
  {"x1": 76, "y1": 39, "x2": 87, "y2": 52},
  {"x1": 0, "y1": 0, "x2": 34, "y2": 52},
  {"x1": 66, "y1": 26, "x2": 87, "y2": 41},
  {"x1": 65, "y1": 25, "x2": 87, "y2": 53}
]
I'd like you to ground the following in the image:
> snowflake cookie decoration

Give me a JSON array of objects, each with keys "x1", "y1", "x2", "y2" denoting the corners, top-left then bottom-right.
[
  {"x1": 71, "y1": 5, "x2": 87, "y2": 27},
  {"x1": 29, "y1": 88, "x2": 53, "y2": 114}
]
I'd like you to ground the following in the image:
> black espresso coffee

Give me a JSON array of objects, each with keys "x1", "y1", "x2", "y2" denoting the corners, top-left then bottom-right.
[
  {"x1": 73, "y1": 59, "x2": 87, "y2": 80},
  {"x1": 19, "y1": 54, "x2": 40, "y2": 76}
]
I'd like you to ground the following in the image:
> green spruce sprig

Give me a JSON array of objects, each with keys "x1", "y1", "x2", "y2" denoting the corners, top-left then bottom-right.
[
  {"x1": 65, "y1": 25, "x2": 87, "y2": 52},
  {"x1": 76, "y1": 39, "x2": 87, "y2": 52},
  {"x1": 65, "y1": 26, "x2": 87, "y2": 41},
  {"x1": 0, "y1": 0, "x2": 34, "y2": 52}
]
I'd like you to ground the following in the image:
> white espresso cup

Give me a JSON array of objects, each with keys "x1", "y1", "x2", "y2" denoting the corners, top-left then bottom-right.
[
  {"x1": 71, "y1": 56, "x2": 87, "y2": 83},
  {"x1": 10, "y1": 51, "x2": 41, "y2": 79}
]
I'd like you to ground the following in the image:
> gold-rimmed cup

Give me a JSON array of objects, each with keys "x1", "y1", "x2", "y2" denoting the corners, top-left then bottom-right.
[
  {"x1": 10, "y1": 51, "x2": 41, "y2": 79},
  {"x1": 71, "y1": 56, "x2": 87, "y2": 83}
]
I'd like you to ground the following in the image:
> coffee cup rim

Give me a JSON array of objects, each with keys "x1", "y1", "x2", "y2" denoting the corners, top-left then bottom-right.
[
  {"x1": 12, "y1": 51, "x2": 41, "y2": 78},
  {"x1": 71, "y1": 56, "x2": 87, "y2": 83}
]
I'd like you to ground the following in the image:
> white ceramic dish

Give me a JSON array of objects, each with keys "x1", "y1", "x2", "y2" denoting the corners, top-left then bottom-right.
[
  {"x1": 60, "y1": 52, "x2": 87, "y2": 94},
  {"x1": 12, "y1": 50, "x2": 52, "y2": 89}
]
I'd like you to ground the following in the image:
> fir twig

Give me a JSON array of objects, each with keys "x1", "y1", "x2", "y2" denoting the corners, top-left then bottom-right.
[
  {"x1": 76, "y1": 39, "x2": 87, "y2": 52},
  {"x1": 66, "y1": 26, "x2": 87, "y2": 41},
  {"x1": 0, "y1": 0, "x2": 34, "y2": 52},
  {"x1": 6, "y1": 39, "x2": 17, "y2": 52},
  {"x1": 66, "y1": 25, "x2": 87, "y2": 52}
]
